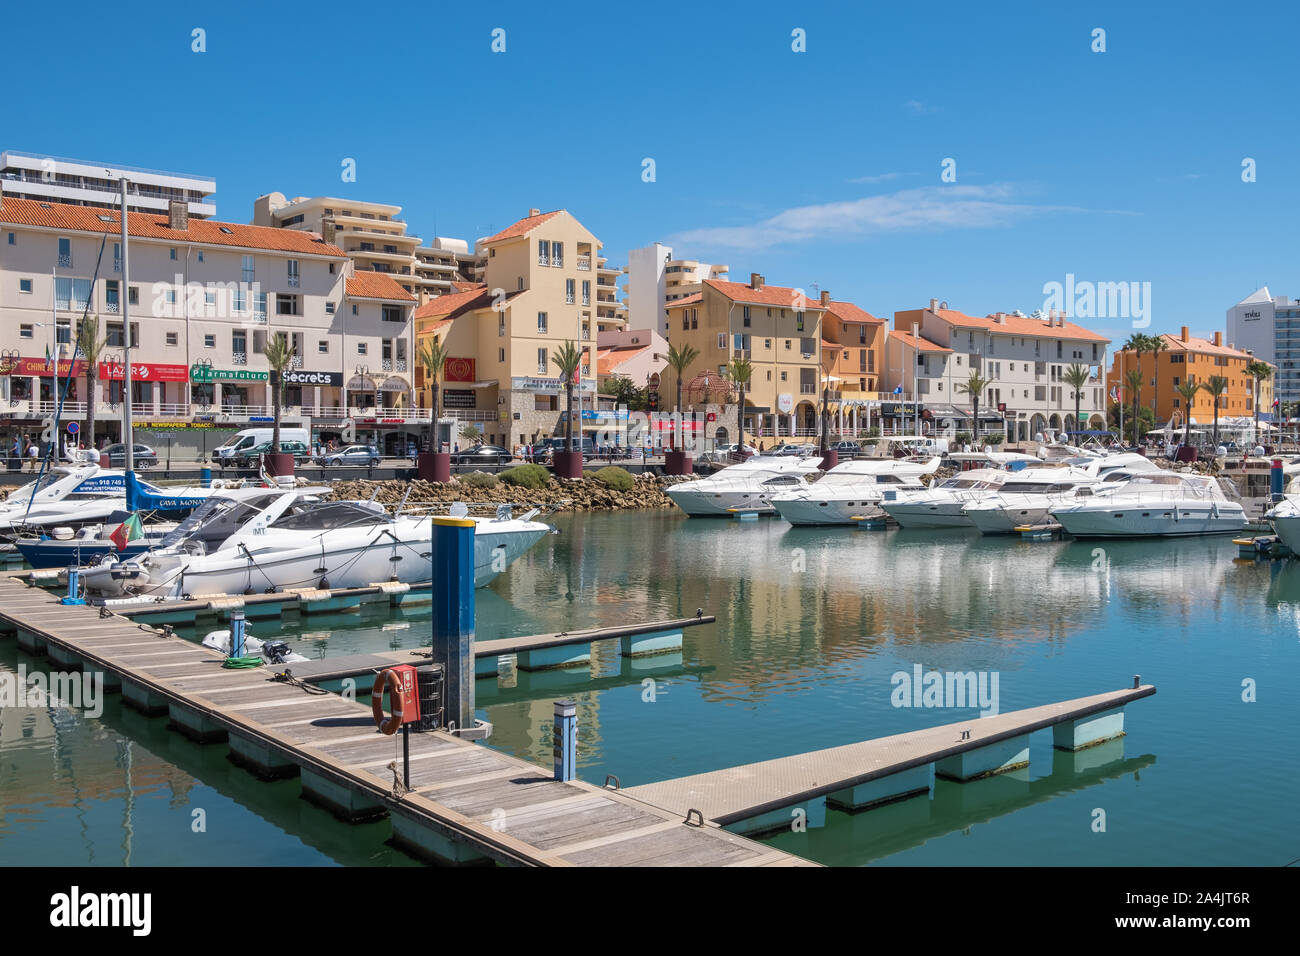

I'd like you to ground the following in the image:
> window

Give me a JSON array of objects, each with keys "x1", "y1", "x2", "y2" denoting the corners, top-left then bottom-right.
[
  {"x1": 743, "y1": 306, "x2": 751, "y2": 327},
  {"x1": 233, "y1": 288, "x2": 248, "y2": 314},
  {"x1": 164, "y1": 289, "x2": 177, "y2": 307},
  {"x1": 566, "y1": 279, "x2": 575, "y2": 304},
  {"x1": 498, "y1": 314, "x2": 506, "y2": 336},
  {"x1": 352, "y1": 304, "x2": 358, "y2": 316},
  {"x1": 170, "y1": 248, "x2": 178, "y2": 261},
  {"x1": 795, "y1": 312, "x2": 804, "y2": 332},
  {"x1": 318, "y1": 340, "x2": 329, "y2": 354},
  {"x1": 105, "y1": 280, "x2": 120, "y2": 313},
  {"x1": 717, "y1": 333, "x2": 726, "y2": 349},
  {"x1": 537, "y1": 347, "x2": 548, "y2": 373},
  {"x1": 785, "y1": 339, "x2": 791, "y2": 350},
  {"x1": 276, "y1": 294, "x2": 299, "y2": 316},
  {"x1": 357, "y1": 342, "x2": 367, "y2": 355},
  {"x1": 498, "y1": 347, "x2": 505, "y2": 362},
  {"x1": 537, "y1": 312, "x2": 548, "y2": 333},
  {"x1": 58, "y1": 237, "x2": 72, "y2": 267},
  {"x1": 382, "y1": 304, "x2": 402, "y2": 323},
  {"x1": 197, "y1": 250, "x2": 204, "y2": 263},
  {"x1": 165, "y1": 331, "x2": 179, "y2": 346},
  {"x1": 254, "y1": 292, "x2": 267, "y2": 322},
  {"x1": 538, "y1": 239, "x2": 550, "y2": 265},
  {"x1": 6, "y1": 232, "x2": 14, "y2": 245},
  {"x1": 204, "y1": 334, "x2": 216, "y2": 348},
  {"x1": 719, "y1": 365, "x2": 727, "y2": 377},
  {"x1": 582, "y1": 280, "x2": 590, "y2": 306},
  {"x1": 19, "y1": 324, "x2": 33, "y2": 339},
  {"x1": 325, "y1": 302, "x2": 335, "y2": 315},
  {"x1": 781, "y1": 371, "x2": 788, "y2": 381},
  {"x1": 764, "y1": 338, "x2": 771, "y2": 349},
  {"x1": 241, "y1": 255, "x2": 255, "y2": 283},
  {"x1": 54, "y1": 277, "x2": 92, "y2": 311},
  {"x1": 204, "y1": 290, "x2": 216, "y2": 309},
  {"x1": 18, "y1": 278, "x2": 32, "y2": 294},
  {"x1": 551, "y1": 242, "x2": 562, "y2": 267},
  {"x1": 287, "y1": 260, "x2": 300, "y2": 288}
]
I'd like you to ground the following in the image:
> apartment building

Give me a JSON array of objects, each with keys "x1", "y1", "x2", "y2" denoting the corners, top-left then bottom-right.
[
  {"x1": 1108, "y1": 327, "x2": 1273, "y2": 429},
  {"x1": 1, "y1": 149, "x2": 216, "y2": 218},
  {"x1": 0, "y1": 194, "x2": 417, "y2": 452},
  {"x1": 662, "y1": 274, "x2": 828, "y2": 438},
  {"x1": 623, "y1": 242, "x2": 727, "y2": 336},
  {"x1": 822, "y1": 299, "x2": 887, "y2": 405},
  {"x1": 414, "y1": 237, "x2": 477, "y2": 301},
  {"x1": 889, "y1": 301, "x2": 1111, "y2": 440},
  {"x1": 1226, "y1": 286, "x2": 1300, "y2": 403},
  {"x1": 595, "y1": 254, "x2": 627, "y2": 333},
  {"x1": 414, "y1": 208, "x2": 620, "y2": 447}
]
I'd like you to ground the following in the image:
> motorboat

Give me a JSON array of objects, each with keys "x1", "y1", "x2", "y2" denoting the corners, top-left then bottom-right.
[
  {"x1": 1050, "y1": 472, "x2": 1246, "y2": 537},
  {"x1": 665, "y1": 455, "x2": 824, "y2": 516},
  {"x1": 878, "y1": 467, "x2": 1018, "y2": 529},
  {"x1": 0, "y1": 464, "x2": 209, "y2": 533},
  {"x1": 80, "y1": 486, "x2": 552, "y2": 598},
  {"x1": 770, "y1": 457, "x2": 942, "y2": 526},
  {"x1": 960, "y1": 465, "x2": 1103, "y2": 535},
  {"x1": 13, "y1": 520, "x2": 176, "y2": 568}
]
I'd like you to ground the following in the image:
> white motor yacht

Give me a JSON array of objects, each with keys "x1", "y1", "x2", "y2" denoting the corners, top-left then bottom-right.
[
  {"x1": 81, "y1": 486, "x2": 551, "y2": 598},
  {"x1": 879, "y1": 467, "x2": 1019, "y2": 529},
  {"x1": 770, "y1": 457, "x2": 941, "y2": 526},
  {"x1": 0, "y1": 464, "x2": 210, "y2": 533},
  {"x1": 665, "y1": 456, "x2": 824, "y2": 516},
  {"x1": 961, "y1": 465, "x2": 1102, "y2": 534},
  {"x1": 1050, "y1": 472, "x2": 1246, "y2": 537}
]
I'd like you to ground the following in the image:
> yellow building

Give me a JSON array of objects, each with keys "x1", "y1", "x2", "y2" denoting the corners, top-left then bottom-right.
[
  {"x1": 414, "y1": 208, "x2": 614, "y2": 447},
  {"x1": 663, "y1": 274, "x2": 828, "y2": 438}
]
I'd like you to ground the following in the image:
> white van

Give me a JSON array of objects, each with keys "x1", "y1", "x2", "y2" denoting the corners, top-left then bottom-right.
[
  {"x1": 214, "y1": 427, "x2": 309, "y2": 467},
  {"x1": 895, "y1": 435, "x2": 950, "y2": 456}
]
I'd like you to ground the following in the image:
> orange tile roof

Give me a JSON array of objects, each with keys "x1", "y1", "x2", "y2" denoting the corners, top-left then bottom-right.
[
  {"x1": 450, "y1": 280, "x2": 480, "y2": 292},
  {"x1": 0, "y1": 195, "x2": 347, "y2": 257},
  {"x1": 665, "y1": 293, "x2": 704, "y2": 308},
  {"x1": 345, "y1": 271, "x2": 416, "y2": 302},
  {"x1": 414, "y1": 285, "x2": 492, "y2": 320},
  {"x1": 481, "y1": 210, "x2": 562, "y2": 244},
  {"x1": 1148, "y1": 333, "x2": 1253, "y2": 359},
  {"x1": 704, "y1": 279, "x2": 828, "y2": 310},
  {"x1": 890, "y1": 329, "x2": 952, "y2": 353},
  {"x1": 925, "y1": 307, "x2": 1109, "y2": 343},
  {"x1": 824, "y1": 300, "x2": 884, "y2": 324}
]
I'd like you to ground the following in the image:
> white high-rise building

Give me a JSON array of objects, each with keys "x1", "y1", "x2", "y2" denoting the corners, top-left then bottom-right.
[
  {"x1": 0, "y1": 150, "x2": 216, "y2": 218},
  {"x1": 622, "y1": 242, "x2": 726, "y2": 336},
  {"x1": 1227, "y1": 286, "x2": 1300, "y2": 402}
]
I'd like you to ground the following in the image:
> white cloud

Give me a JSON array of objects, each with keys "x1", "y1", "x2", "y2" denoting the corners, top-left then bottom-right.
[
  {"x1": 848, "y1": 172, "x2": 909, "y2": 184},
  {"x1": 669, "y1": 184, "x2": 1107, "y2": 252},
  {"x1": 903, "y1": 99, "x2": 937, "y2": 114}
]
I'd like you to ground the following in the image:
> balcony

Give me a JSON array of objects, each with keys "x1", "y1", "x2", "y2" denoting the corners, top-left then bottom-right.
[
  {"x1": 232, "y1": 352, "x2": 248, "y2": 365},
  {"x1": 550, "y1": 256, "x2": 564, "y2": 268},
  {"x1": 577, "y1": 255, "x2": 591, "y2": 271},
  {"x1": 288, "y1": 274, "x2": 300, "y2": 288}
]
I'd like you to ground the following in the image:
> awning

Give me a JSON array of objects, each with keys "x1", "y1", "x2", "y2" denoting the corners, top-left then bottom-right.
[
  {"x1": 346, "y1": 375, "x2": 374, "y2": 390},
  {"x1": 379, "y1": 376, "x2": 409, "y2": 392}
]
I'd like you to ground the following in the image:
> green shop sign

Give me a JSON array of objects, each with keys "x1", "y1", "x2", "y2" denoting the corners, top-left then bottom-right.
[{"x1": 190, "y1": 366, "x2": 269, "y2": 383}]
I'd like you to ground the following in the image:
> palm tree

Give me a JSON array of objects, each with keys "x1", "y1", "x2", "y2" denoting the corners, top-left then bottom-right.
[
  {"x1": 1204, "y1": 375, "x2": 1229, "y2": 451},
  {"x1": 1174, "y1": 379, "x2": 1203, "y2": 446},
  {"x1": 1149, "y1": 335, "x2": 1168, "y2": 427},
  {"x1": 1124, "y1": 367, "x2": 1145, "y2": 445},
  {"x1": 550, "y1": 340, "x2": 583, "y2": 452},
  {"x1": 665, "y1": 342, "x2": 700, "y2": 450},
  {"x1": 76, "y1": 318, "x2": 105, "y2": 451},
  {"x1": 263, "y1": 332, "x2": 296, "y2": 457},
  {"x1": 1246, "y1": 359, "x2": 1273, "y2": 445},
  {"x1": 1063, "y1": 363, "x2": 1092, "y2": 438},
  {"x1": 957, "y1": 371, "x2": 991, "y2": 446},
  {"x1": 726, "y1": 356, "x2": 754, "y2": 447},
  {"x1": 417, "y1": 337, "x2": 449, "y2": 452}
]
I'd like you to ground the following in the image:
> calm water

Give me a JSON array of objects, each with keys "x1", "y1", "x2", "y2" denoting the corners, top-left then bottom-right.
[{"x1": 3, "y1": 510, "x2": 1298, "y2": 866}]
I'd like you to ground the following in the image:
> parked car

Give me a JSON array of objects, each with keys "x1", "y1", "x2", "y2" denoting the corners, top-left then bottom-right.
[
  {"x1": 316, "y1": 444, "x2": 381, "y2": 467},
  {"x1": 831, "y1": 440, "x2": 862, "y2": 457},
  {"x1": 234, "y1": 440, "x2": 311, "y2": 468},
  {"x1": 771, "y1": 443, "x2": 818, "y2": 456},
  {"x1": 99, "y1": 443, "x2": 158, "y2": 469},
  {"x1": 537, "y1": 437, "x2": 596, "y2": 460},
  {"x1": 451, "y1": 443, "x2": 514, "y2": 465}
]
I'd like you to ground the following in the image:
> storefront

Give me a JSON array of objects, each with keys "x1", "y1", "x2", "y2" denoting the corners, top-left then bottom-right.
[{"x1": 190, "y1": 364, "x2": 268, "y2": 411}]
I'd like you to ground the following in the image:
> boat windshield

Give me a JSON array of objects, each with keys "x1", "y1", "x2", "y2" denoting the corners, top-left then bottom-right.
[
  {"x1": 159, "y1": 494, "x2": 278, "y2": 551},
  {"x1": 935, "y1": 477, "x2": 989, "y2": 490},
  {"x1": 2, "y1": 472, "x2": 63, "y2": 505},
  {"x1": 268, "y1": 500, "x2": 394, "y2": 532}
]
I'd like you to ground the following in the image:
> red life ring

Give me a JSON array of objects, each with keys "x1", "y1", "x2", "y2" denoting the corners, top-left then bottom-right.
[{"x1": 371, "y1": 669, "x2": 405, "y2": 735}]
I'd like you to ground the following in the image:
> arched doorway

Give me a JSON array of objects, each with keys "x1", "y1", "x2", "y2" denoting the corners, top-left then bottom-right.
[
  {"x1": 1031, "y1": 414, "x2": 1048, "y2": 439},
  {"x1": 797, "y1": 401, "x2": 816, "y2": 435}
]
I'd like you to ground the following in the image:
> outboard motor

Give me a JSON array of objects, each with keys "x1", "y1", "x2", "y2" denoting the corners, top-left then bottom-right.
[{"x1": 262, "y1": 641, "x2": 293, "y2": 664}]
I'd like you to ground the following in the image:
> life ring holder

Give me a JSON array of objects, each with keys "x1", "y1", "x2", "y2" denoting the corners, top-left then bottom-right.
[{"x1": 371, "y1": 669, "x2": 405, "y2": 735}]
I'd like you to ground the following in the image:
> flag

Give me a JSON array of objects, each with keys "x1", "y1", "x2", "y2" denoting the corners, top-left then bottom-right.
[
  {"x1": 1109, "y1": 386, "x2": 1119, "y2": 402},
  {"x1": 109, "y1": 513, "x2": 143, "y2": 551},
  {"x1": 44, "y1": 344, "x2": 52, "y2": 370}
]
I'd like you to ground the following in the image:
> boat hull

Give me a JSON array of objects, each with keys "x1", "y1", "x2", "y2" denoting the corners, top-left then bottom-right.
[
  {"x1": 772, "y1": 497, "x2": 884, "y2": 526},
  {"x1": 1052, "y1": 503, "x2": 1246, "y2": 538},
  {"x1": 881, "y1": 499, "x2": 975, "y2": 529}
]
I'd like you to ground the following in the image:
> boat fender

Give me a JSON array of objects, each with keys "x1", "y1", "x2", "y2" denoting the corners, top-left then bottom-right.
[{"x1": 371, "y1": 669, "x2": 405, "y2": 736}]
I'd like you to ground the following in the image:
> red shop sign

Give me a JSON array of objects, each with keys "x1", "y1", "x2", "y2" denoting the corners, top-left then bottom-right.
[{"x1": 98, "y1": 362, "x2": 189, "y2": 382}]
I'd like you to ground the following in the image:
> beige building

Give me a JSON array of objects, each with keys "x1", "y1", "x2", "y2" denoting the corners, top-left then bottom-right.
[
  {"x1": 414, "y1": 208, "x2": 625, "y2": 447},
  {"x1": 663, "y1": 274, "x2": 829, "y2": 439},
  {"x1": 0, "y1": 193, "x2": 416, "y2": 452},
  {"x1": 623, "y1": 242, "x2": 727, "y2": 336}
]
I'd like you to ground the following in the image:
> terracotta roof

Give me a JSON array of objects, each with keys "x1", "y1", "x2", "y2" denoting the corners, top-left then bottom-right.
[
  {"x1": 597, "y1": 344, "x2": 651, "y2": 377},
  {"x1": 345, "y1": 272, "x2": 416, "y2": 302},
  {"x1": 450, "y1": 280, "x2": 480, "y2": 292},
  {"x1": 925, "y1": 307, "x2": 1109, "y2": 343},
  {"x1": 414, "y1": 285, "x2": 492, "y2": 320},
  {"x1": 1149, "y1": 333, "x2": 1254, "y2": 359},
  {"x1": 665, "y1": 293, "x2": 704, "y2": 308},
  {"x1": 890, "y1": 329, "x2": 953, "y2": 353},
  {"x1": 0, "y1": 195, "x2": 347, "y2": 258},
  {"x1": 481, "y1": 210, "x2": 562, "y2": 244},
  {"x1": 824, "y1": 300, "x2": 884, "y2": 325},
  {"x1": 704, "y1": 279, "x2": 828, "y2": 310}
]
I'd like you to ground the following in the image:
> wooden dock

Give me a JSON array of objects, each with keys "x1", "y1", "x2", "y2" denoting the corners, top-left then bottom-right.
[
  {"x1": 626, "y1": 685, "x2": 1155, "y2": 834},
  {"x1": 0, "y1": 575, "x2": 809, "y2": 867}
]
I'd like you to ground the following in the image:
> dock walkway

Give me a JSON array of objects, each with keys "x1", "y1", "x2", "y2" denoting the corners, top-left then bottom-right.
[
  {"x1": 0, "y1": 576, "x2": 807, "y2": 867},
  {"x1": 627, "y1": 686, "x2": 1155, "y2": 829}
]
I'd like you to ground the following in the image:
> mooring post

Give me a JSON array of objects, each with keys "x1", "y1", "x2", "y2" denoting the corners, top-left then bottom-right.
[
  {"x1": 230, "y1": 607, "x2": 246, "y2": 658},
  {"x1": 61, "y1": 564, "x2": 85, "y2": 606},
  {"x1": 431, "y1": 516, "x2": 476, "y2": 732},
  {"x1": 553, "y1": 700, "x2": 577, "y2": 781}
]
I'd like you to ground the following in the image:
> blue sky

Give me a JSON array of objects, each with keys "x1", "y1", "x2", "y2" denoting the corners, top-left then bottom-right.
[{"x1": 7, "y1": 0, "x2": 1298, "y2": 346}]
